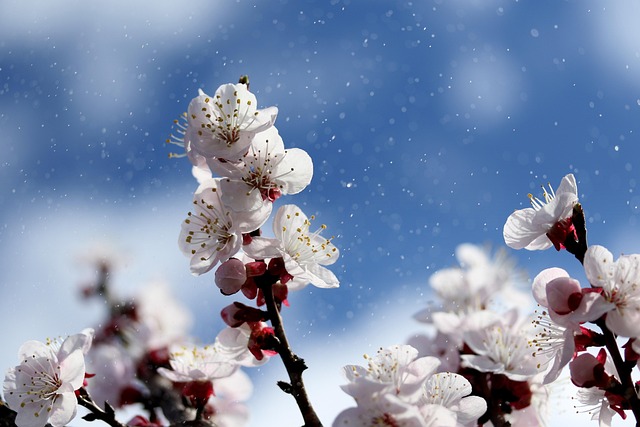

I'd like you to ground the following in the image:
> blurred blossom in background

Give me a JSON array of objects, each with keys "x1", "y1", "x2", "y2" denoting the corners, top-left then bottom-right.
[{"x1": 2, "y1": 0, "x2": 640, "y2": 425}]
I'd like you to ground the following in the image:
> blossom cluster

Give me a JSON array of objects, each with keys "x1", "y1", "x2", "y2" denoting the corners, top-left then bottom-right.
[
  {"x1": 3, "y1": 79, "x2": 640, "y2": 427},
  {"x1": 334, "y1": 345, "x2": 486, "y2": 426},
  {"x1": 503, "y1": 173, "x2": 640, "y2": 425}
]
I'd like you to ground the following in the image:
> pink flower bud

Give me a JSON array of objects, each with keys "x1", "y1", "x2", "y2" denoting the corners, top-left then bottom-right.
[
  {"x1": 215, "y1": 258, "x2": 247, "y2": 295},
  {"x1": 569, "y1": 349, "x2": 610, "y2": 388},
  {"x1": 220, "y1": 302, "x2": 266, "y2": 327},
  {"x1": 546, "y1": 277, "x2": 583, "y2": 315}
]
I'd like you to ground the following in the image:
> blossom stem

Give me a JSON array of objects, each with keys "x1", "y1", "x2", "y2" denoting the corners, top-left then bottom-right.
[
  {"x1": 596, "y1": 319, "x2": 640, "y2": 424},
  {"x1": 258, "y1": 278, "x2": 323, "y2": 427},
  {"x1": 76, "y1": 388, "x2": 127, "y2": 427}
]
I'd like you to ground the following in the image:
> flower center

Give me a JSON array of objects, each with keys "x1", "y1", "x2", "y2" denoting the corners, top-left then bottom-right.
[
  {"x1": 184, "y1": 195, "x2": 234, "y2": 260},
  {"x1": 528, "y1": 182, "x2": 556, "y2": 210}
]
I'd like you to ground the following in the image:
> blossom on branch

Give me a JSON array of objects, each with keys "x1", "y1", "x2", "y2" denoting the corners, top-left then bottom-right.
[
  {"x1": 335, "y1": 345, "x2": 486, "y2": 427},
  {"x1": 584, "y1": 245, "x2": 640, "y2": 337},
  {"x1": 211, "y1": 126, "x2": 313, "y2": 215},
  {"x1": 186, "y1": 83, "x2": 278, "y2": 161},
  {"x1": 503, "y1": 173, "x2": 578, "y2": 251},
  {"x1": 244, "y1": 204, "x2": 340, "y2": 289},
  {"x1": 179, "y1": 178, "x2": 270, "y2": 275},
  {"x1": 3, "y1": 329, "x2": 94, "y2": 427},
  {"x1": 461, "y1": 310, "x2": 543, "y2": 381}
]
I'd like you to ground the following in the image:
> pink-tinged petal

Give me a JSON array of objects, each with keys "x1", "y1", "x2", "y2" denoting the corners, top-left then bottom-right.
[
  {"x1": 274, "y1": 148, "x2": 313, "y2": 195},
  {"x1": 215, "y1": 258, "x2": 247, "y2": 295},
  {"x1": 48, "y1": 392, "x2": 78, "y2": 427},
  {"x1": 532, "y1": 267, "x2": 569, "y2": 307},
  {"x1": 220, "y1": 179, "x2": 264, "y2": 212},
  {"x1": 14, "y1": 400, "x2": 53, "y2": 427},
  {"x1": 17, "y1": 341, "x2": 55, "y2": 361},
  {"x1": 546, "y1": 277, "x2": 582, "y2": 314},
  {"x1": 460, "y1": 354, "x2": 503, "y2": 374},
  {"x1": 524, "y1": 233, "x2": 553, "y2": 250},
  {"x1": 405, "y1": 354, "x2": 440, "y2": 378},
  {"x1": 273, "y1": 204, "x2": 308, "y2": 241},
  {"x1": 234, "y1": 201, "x2": 272, "y2": 232},
  {"x1": 458, "y1": 396, "x2": 488, "y2": 424},
  {"x1": 214, "y1": 370, "x2": 253, "y2": 401},
  {"x1": 567, "y1": 292, "x2": 614, "y2": 324},
  {"x1": 503, "y1": 208, "x2": 546, "y2": 249},
  {"x1": 58, "y1": 329, "x2": 94, "y2": 361},
  {"x1": 534, "y1": 191, "x2": 577, "y2": 226},
  {"x1": 57, "y1": 350, "x2": 85, "y2": 390},
  {"x1": 542, "y1": 329, "x2": 575, "y2": 384},
  {"x1": 614, "y1": 254, "x2": 640, "y2": 292},
  {"x1": 606, "y1": 306, "x2": 640, "y2": 338},
  {"x1": 569, "y1": 353, "x2": 601, "y2": 387},
  {"x1": 556, "y1": 173, "x2": 578, "y2": 197},
  {"x1": 244, "y1": 237, "x2": 282, "y2": 259},
  {"x1": 584, "y1": 245, "x2": 614, "y2": 288},
  {"x1": 305, "y1": 264, "x2": 340, "y2": 288},
  {"x1": 207, "y1": 156, "x2": 244, "y2": 177}
]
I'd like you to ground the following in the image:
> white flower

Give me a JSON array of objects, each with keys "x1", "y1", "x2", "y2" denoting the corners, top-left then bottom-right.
[
  {"x1": 461, "y1": 310, "x2": 542, "y2": 381},
  {"x1": 428, "y1": 243, "x2": 524, "y2": 313},
  {"x1": 186, "y1": 83, "x2": 277, "y2": 161},
  {"x1": 584, "y1": 245, "x2": 640, "y2": 337},
  {"x1": 503, "y1": 174, "x2": 578, "y2": 250},
  {"x1": 136, "y1": 281, "x2": 193, "y2": 350},
  {"x1": 531, "y1": 267, "x2": 612, "y2": 328},
  {"x1": 210, "y1": 126, "x2": 313, "y2": 213},
  {"x1": 334, "y1": 346, "x2": 459, "y2": 427},
  {"x1": 333, "y1": 393, "x2": 448, "y2": 427},
  {"x1": 157, "y1": 344, "x2": 237, "y2": 383},
  {"x1": 244, "y1": 204, "x2": 339, "y2": 289},
  {"x1": 213, "y1": 325, "x2": 269, "y2": 368},
  {"x1": 179, "y1": 178, "x2": 270, "y2": 275},
  {"x1": 575, "y1": 387, "x2": 615, "y2": 427},
  {"x1": 340, "y1": 345, "x2": 440, "y2": 403},
  {"x1": 420, "y1": 372, "x2": 486, "y2": 426},
  {"x1": 529, "y1": 312, "x2": 576, "y2": 384},
  {"x1": 3, "y1": 330, "x2": 94, "y2": 427},
  {"x1": 84, "y1": 342, "x2": 135, "y2": 408},
  {"x1": 205, "y1": 370, "x2": 253, "y2": 427}
]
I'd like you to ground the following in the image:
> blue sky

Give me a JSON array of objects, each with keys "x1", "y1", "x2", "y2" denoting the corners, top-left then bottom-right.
[{"x1": 2, "y1": 0, "x2": 640, "y2": 425}]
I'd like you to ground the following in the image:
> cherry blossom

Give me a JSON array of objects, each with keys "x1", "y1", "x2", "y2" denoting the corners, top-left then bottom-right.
[
  {"x1": 532, "y1": 267, "x2": 612, "y2": 328},
  {"x1": 340, "y1": 345, "x2": 440, "y2": 403},
  {"x1": 427, "y1": 243, "x2": 525, "y2": 313},
  {"x1": 84, "y1": 342, "x2": 136, "y2": 408},
  {"x1": 3, "y1": 329, "x2": 94, "y2": 427},
  {"x1": 186, "y1": 83, "x2": 278, "y2": 161},
  {"x1": 244, "y1": 204, "x2": 340, "y2": 289},
  {"x1": 204, "y1": 370, "x2": 253, "y2": 427},
  {"x1": 461, "y1": 310, "x2": 542, "y2": 381},
  {"x1": 333, "y1": 393, "x2": 444, "y2": 427},
  {"x1": 584, "y1": 245, "x2": 640, "y2": 337},
  {"x1": 210, "y1": 126, "x2": 313, "y2": 214},
  {"x1": 157, "y1": 344, "x2": 238, "y2": 384},
  {"x1": 179, "y1": 178, "x2": 270, "y2": 275},
  {"x1": 420, "y1": 372, "x2": 487, "y2": 426},
  {"x1": 213, "y1": 325, "x2": 272, "y2": 367},
  {"x1": 503, "y1": 173, "x2": 578, "y2": 250}
]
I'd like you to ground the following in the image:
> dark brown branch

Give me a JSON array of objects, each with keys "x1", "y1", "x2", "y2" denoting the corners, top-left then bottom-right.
[
  {"x1": 259, "y1": 280, "x2": 323, "y2": 427},
  {"x1": 77, "y1": 388, "x2": 127, "y2": 427}
]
